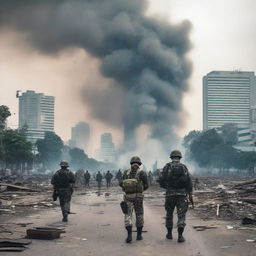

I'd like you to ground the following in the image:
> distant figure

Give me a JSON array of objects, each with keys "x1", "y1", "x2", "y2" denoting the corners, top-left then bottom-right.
[
  {"x1": 96, "y1": 171, "x2": 103, "y2": 190},
  {"x1": 194, "y1": 178, "x2": 200, "y2": 190},
  {"x1": 115, "y1": 169, "x2": 123, "y2": 183},
  {"x1": 51, "y1": 161, "x2": 75, "y2": 222},
  {"x1": 159, "y1": 150, "x2": 193, "y2": 243},
  {"x1": 84, "y1": 170, "x2": 91, "y2": 188},
  {"x1": 148, "y1": 171, "x2": 153, "y2": 186},
  {"x1": 105, "y1": 170, "x2": 113, "y2": 188},
  {"x1": 120, "y1": 156, "x2": 148, "y2": 243}
]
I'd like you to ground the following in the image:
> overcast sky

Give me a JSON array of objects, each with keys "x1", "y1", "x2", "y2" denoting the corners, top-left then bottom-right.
[{"x1": 0, "y1": 0, "x2": 255, "y2": 156}]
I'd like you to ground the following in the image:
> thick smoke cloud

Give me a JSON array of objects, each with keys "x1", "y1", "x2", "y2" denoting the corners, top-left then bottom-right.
[{"x1": 0, "y1": 0, "x2": 192, "y2": 153}]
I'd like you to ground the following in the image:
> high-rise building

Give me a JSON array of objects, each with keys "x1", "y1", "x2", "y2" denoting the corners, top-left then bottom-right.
[
  {"x1": 203, "y1": 71, "x2": 256, "y2": 130},
  {"x1": 70, "y1": 122, "x2": 90, "y2": 152},
  {"x1": 100, "y1": 133, "x2": 115, "y2": 163},
  {"x1": 18, "y1": 90, "x2": 55, "y2": 144}
]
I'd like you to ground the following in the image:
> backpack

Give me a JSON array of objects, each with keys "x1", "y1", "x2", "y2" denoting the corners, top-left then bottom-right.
[
  {"x1": 122, "y1": 169, "x2": 143, "y2": 194},
  {"x1": 168, "y1": 162, "x2": 188, "y2": 189},
  {"x1": 55, "y1": 170, "x2": 70, "y2": 188}
]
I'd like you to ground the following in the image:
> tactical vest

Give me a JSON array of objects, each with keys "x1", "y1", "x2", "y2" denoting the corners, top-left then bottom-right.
[{"x1": 122, "y1": 169, "x2": 143, "y2": 194}]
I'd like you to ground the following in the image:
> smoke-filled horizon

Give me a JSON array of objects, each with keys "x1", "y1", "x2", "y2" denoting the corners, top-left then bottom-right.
[{"x1": 0, "y1": 0, "x2": 192, "y2": 158}]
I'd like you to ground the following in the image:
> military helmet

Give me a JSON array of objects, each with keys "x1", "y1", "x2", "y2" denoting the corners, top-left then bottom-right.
[
  {"x1": 170, "y1": 150, "x2": 182, "y2": 159},
  {"x1": 60, "y1": 160, "x2": 69, "y2": 167},
  {"x1": 130, "y1": 156, "x2": 142, "y2": 165}
]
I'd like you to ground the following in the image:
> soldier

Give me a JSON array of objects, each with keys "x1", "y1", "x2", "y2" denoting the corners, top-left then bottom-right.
[
  {"x1": 51, "y1": 161, "x2": 75, "y2": 222},
  {"x1": 148, "y1": 171, "x2": 153, "y2": 186},
  {"x1": 105, "y1": 170, "x2": 113, "y2": 188},
  {"x1": 84, "y1": 170, "x2": 91, "y2": 188},
  {"x1": 96, "y1": 171, "x2": 103, "y2": 190},
  {"x1": 115, "y1": 169, "x2": 123, "y2": 183},
  {"x1": 159, "y1": 150, "x2": 193, "y2": 243},
  {"x1": 120, "y1": 156, "x2": 148, "y2": 243}
]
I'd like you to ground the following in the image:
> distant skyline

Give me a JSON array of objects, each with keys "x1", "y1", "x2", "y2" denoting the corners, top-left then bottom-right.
[{"x1": 0, "y1": 0, "x2": 256, "y2": 158}]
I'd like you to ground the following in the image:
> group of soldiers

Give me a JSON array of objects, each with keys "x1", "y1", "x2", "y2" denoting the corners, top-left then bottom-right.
[
  {"x1": 84, "y1": 169, "x2": 123, "y2": 189},
  {"x1": 51, "y1": 150, "x2": 193, "y2": 244}
]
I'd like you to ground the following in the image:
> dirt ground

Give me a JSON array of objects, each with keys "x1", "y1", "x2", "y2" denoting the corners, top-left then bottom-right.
[{"x1": 0, "y1": 186, "x2": 255, "y2": 256}]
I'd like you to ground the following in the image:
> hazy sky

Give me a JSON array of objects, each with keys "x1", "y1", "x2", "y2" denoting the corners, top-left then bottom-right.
[{"x1": 0, "y1": 0, "x2": 256, "y2": 157}]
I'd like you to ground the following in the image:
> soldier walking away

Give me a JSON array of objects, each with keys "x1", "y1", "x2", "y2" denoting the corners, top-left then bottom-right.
[
  {"x1": 105, "y1": 170, "x2": 113, "y2": 188},
  {"x1": 115, "y1": 169, "x2": 123, "y2": 183},
  {"x1": 148, "y1": 171, "x2": 153, "y2": 186},
  {"x1": 159, "y1": 150, "x2": 193, "y2": 243},
  {"x1": 51, "y1": 161, "x2": 75, "y2": 222},
  {"x1": 120, "y1": 156, "x2": 149, "y2": 243},
  {"x1": 96, "y1": 171, "x2": 103, "y2": 190},
  {"x1": 84, "y1": 170, "x2": 91, "y2": 188}
]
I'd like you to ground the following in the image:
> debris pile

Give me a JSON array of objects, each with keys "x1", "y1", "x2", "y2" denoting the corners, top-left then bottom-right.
[
  {"x1": 193, "y1": 177, "x2": 256, "y2": 221},
  {"x1": 0, "y1": 176, "x2": 56, "y2": 216}
]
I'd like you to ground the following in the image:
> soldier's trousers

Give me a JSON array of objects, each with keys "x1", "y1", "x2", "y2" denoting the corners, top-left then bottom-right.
[
  {"x1": 106, "y1": 180, "x2": 111, "y2": 188},
  {"x1": 85, "y1": 180, "x2": 90, "y2": 188},
  {"x1": 124, "y1": 194, "x2": 144, "y2": 228},
  {"x1": 165, "y1": 195, "x2": 188, "y2": 229},
  {"x1": 97, "y1": 181, "x2": 102, "y2": 189},
  {"x1": 58, "y1": 189, "x2": 72, "y2": 217}
]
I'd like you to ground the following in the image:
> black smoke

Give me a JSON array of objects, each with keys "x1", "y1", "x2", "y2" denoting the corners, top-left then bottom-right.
[{"x1": 0, "y1": 0, "x2": 192, "y2": 152}]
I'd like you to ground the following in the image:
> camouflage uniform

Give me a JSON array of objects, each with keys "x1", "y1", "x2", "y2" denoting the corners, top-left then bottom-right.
[
  {"x1": 51, "y1": 165, "x2": 75, "y2": 221},
  {"x1": 159, "y1": 150, "x2": 192, "y2": 243},
  {"x1": 120, "y1": 165, "x2": 148, "y2": 228},
  {"x1": 160, "y1": 161, "x2": 192, "y2": 230}
]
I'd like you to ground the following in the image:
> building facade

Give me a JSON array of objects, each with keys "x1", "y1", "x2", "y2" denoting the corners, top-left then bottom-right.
[
  {"x1": 70, "y1": 122, "x2": 90, "y2": 152},
  {"x1": 100, "y1": 133, "x2": 115, "y2": 163},
  {"x1": 203, "y1": 71, "x2": 256, "y2": 130},
  {"x1": 19, "y1": 90, "x2": 55, "y2": 144}
]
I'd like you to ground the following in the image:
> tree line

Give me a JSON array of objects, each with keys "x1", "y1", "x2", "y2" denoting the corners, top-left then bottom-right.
[
  {"x1": 183, "y1": 124, "x2": 256, "y2": 176},
  {"x1": 0, "y1": 105, "x2": 115, "y2": 174}
]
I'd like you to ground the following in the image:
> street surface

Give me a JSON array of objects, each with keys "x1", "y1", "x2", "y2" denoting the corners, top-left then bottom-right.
[{"x1": 0, "y1": 187, "x2": 255, "y2": 256}]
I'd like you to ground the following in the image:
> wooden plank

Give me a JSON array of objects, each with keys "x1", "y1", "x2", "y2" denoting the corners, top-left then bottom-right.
[{"x1": 0, "y1": 182, "x2": 39, "y2": 192}]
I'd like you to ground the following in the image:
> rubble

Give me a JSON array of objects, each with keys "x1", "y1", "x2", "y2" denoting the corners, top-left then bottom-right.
[
  {"x1": 193, "y1": 177, "x2": 256, "y2": 221},
  {"x1": 0, "y1": 176, "x2": 57, "y2": 218}
]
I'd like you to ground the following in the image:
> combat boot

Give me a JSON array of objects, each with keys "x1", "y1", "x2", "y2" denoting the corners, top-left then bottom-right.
[
  {"x1": 136, "y1": 226, "x2": 143, "y2": 241},
  {"x1": 166, "y1": 228, "x2": 173, "y2": 239},
  {"x1": 177, "y1": 227, "x2": 185, "y2": 243},
  {"x1": 125, "y1": 226, "x2": 132, "y2": 243},
  {"x1": 62, "y1": 214, "x2": 68, "y2": 222}
]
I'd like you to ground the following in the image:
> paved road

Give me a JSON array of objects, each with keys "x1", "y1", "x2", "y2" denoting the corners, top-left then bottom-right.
[{"x1": 1, "y1": 188, "x2": 255, "y2": 256}]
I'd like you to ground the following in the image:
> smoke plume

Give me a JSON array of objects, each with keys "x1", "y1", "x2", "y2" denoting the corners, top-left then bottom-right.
[{"x1": 0, "y1": 0, "x2": 192, "y2": 157}]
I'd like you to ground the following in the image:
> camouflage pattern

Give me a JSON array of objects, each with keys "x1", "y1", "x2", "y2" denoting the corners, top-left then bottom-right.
[
  {"x1": 124, "y1": 194, "x2": 144, "y2": 227},
  {"x1": 58, "y1": 188, "x2": 72, "y2": 217},
  {"x1": 165, "y1": 195, "x2": 188, "y2": 228},
  {"x1": 130, "y1": 156, "x2": 142, "y2": 165},
  {"x1": 159, "y1": 159, "x2": 192, "y2": 231},
  {"x1": 120, "y1": 164, "x2": 148, "y2": 228},
  {"x1": 51, "y1": 168, "x2": 75, "y2": 219},
  {"x1": 170, "y1": 150, "x2": 182, "y2": 159}
]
